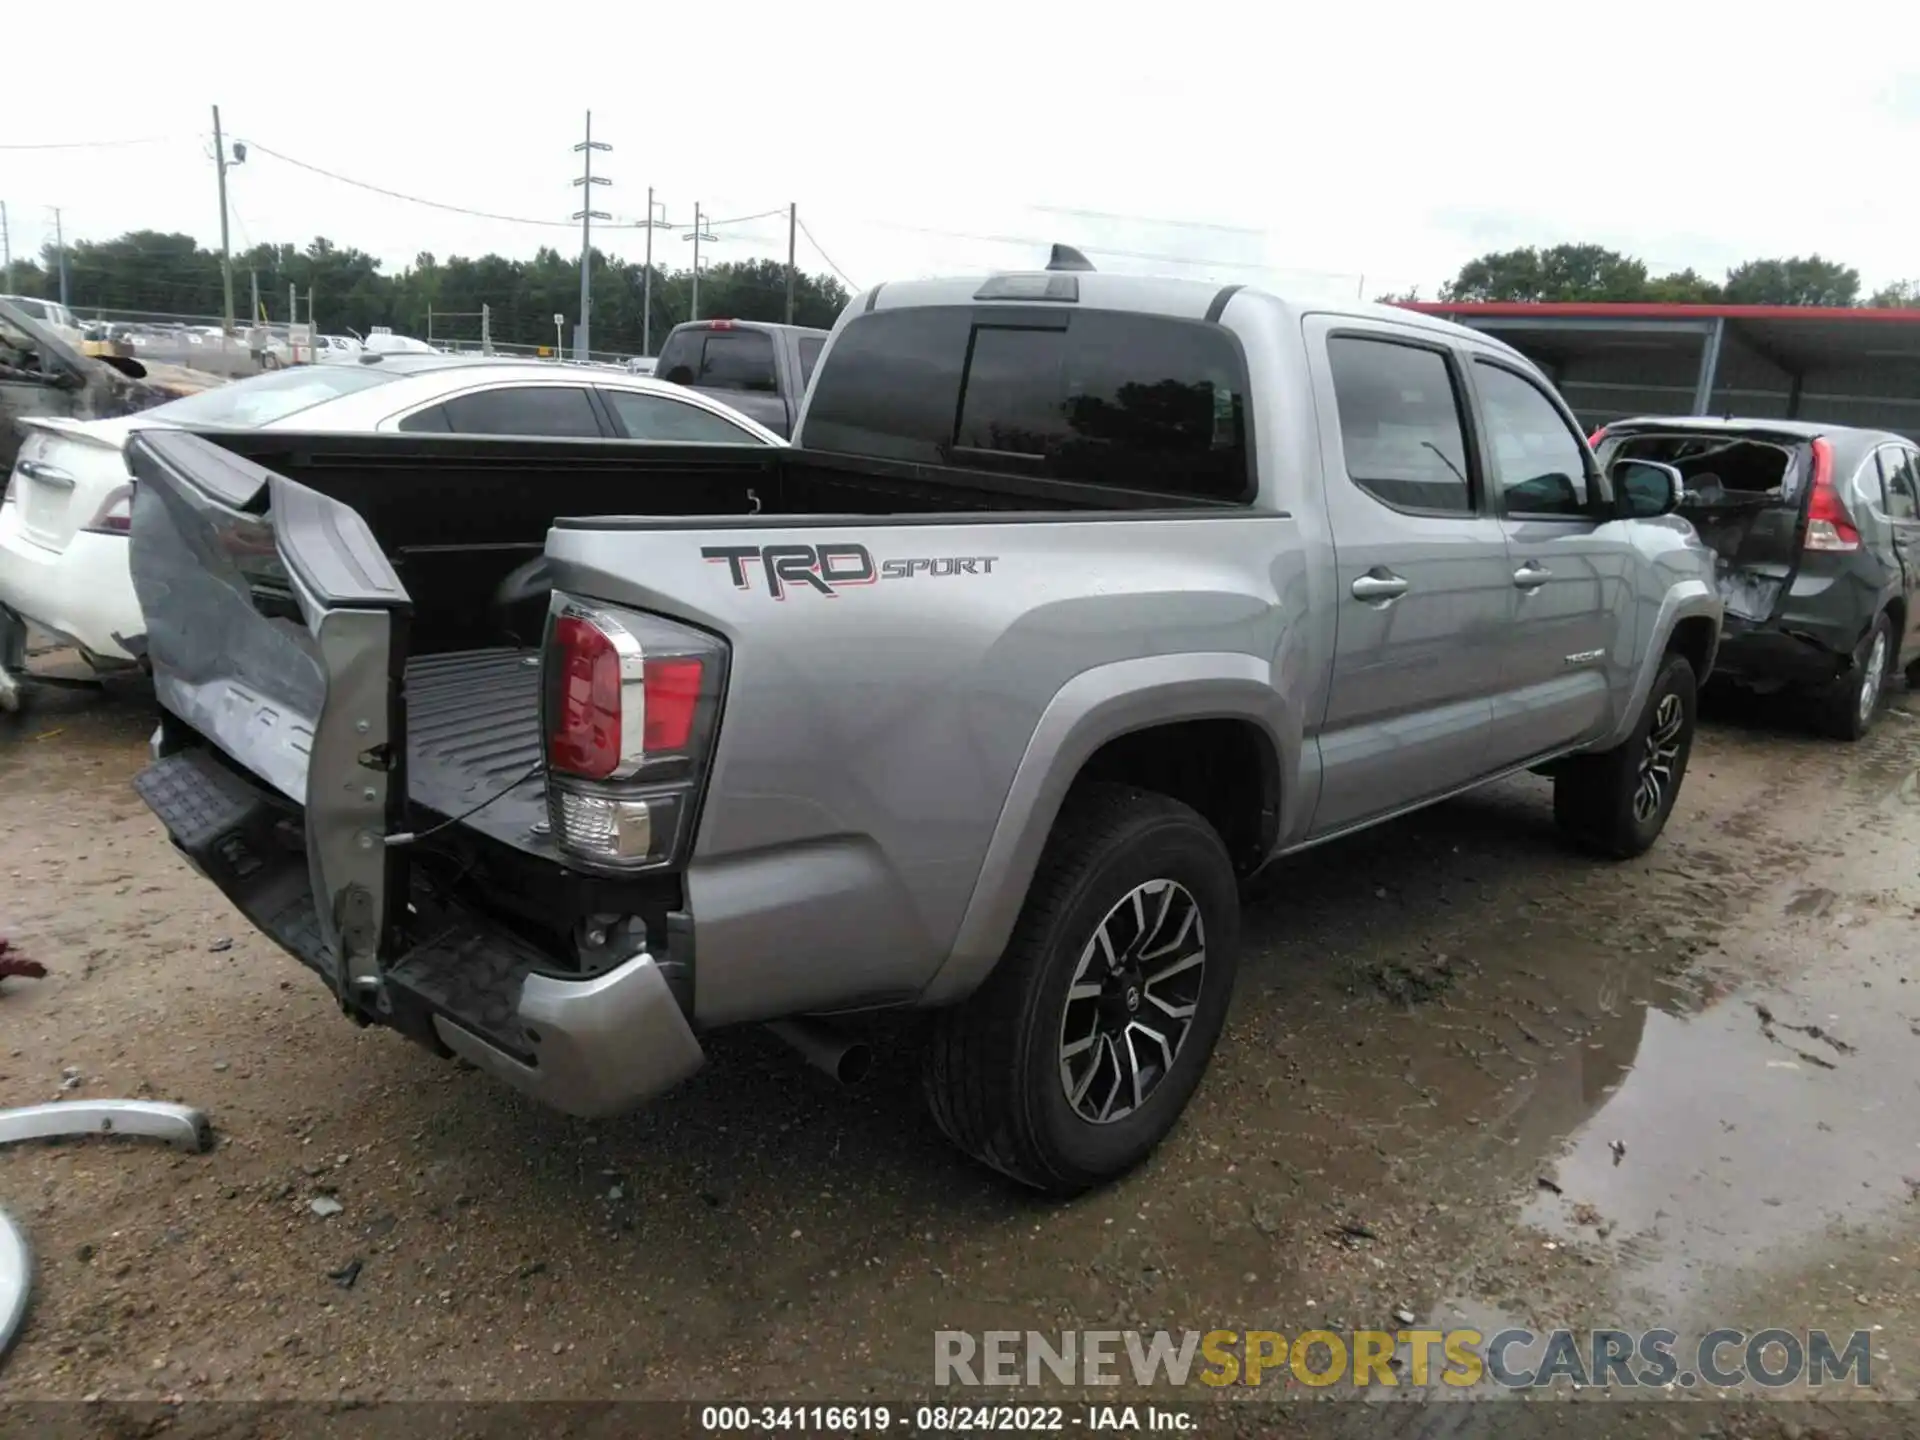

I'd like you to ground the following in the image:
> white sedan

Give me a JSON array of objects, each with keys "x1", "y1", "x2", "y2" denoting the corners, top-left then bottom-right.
[{"x1": 0, "y1": 356, "x2": 783, "y2": 709}]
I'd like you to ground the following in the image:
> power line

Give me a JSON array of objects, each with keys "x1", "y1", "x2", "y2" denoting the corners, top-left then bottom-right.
[
  {"x1": 706, "y1": 207, "x2": 786, "y2": 230},
  {"x1": 0, "y1": 136, "x2": 177, "y2": 151},
  {"x1": 242, "y1": 140, "x2": 578, "y2": 228},
  {"x1": 797, "y1": 216, "x2": 856, "y2": 290}
]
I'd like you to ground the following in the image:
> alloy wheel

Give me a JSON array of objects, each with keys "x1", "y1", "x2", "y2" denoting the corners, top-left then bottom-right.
[
  {"x1": 1859, "y1": 630, "x2": 1889, "y2": 728},
  {"x1": 1057, "y1": 879, "x2": 1207, "y2": 1125},
  {"x1": 1633, "y1": 692, "x2": 1686, "y2": 824}
]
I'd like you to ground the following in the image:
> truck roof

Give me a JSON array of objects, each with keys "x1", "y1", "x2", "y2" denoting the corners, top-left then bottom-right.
[{"x1": 858, "y1": 270, "x2": 1516, "y2": 353}]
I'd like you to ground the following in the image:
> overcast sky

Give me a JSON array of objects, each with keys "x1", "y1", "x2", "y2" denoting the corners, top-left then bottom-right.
[{"x1": 6, "y1": 2, "x2": 1919, "y2": 305}]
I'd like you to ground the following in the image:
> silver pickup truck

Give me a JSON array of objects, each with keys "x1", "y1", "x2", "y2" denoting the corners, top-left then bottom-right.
[{"x1": 126, "y1": 258, "x2": 1722, "y2": 1195}]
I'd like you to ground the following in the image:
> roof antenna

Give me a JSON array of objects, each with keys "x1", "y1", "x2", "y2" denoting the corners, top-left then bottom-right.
[{"x1": 1046, "y1": 243, "x2": 1095, "y2": 273}]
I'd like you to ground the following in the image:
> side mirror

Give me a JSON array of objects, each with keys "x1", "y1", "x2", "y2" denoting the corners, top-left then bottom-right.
[{"x1": 1611, "y1": 458, "x2": 1685, "y2": 519}]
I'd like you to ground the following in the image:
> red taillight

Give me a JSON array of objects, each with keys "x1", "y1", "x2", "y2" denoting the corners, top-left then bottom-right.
[
  {"x1": 549, "y1": 614, "x2": 623, "y2": 778},
  {"x1": 642, "y1": 658, "x2": 703, "y2": 752},
  {"x1": 706, "y1": 319, "x2": 734, "y2": 330},
  {"x1": 542, "y1": 598, "x2": 728, "y2": 872},
  {"x1": 1804, "y1": 437, "x2": 1860, "y2": 552},
  {"x1": 1587, "y1": 426, "x2": 1608, "y2": 448}
]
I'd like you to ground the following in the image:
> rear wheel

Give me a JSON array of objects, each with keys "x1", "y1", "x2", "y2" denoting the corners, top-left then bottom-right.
[
  {"x1": 922, "y1": 784, "x2": 1239, "y2": 1196},
  {"x1": 1817, "y1": 612, "x2": 1892, "y2": 742},
  {"x1": 1554, "y1": 652, "x2": 1697, "y2": 859}
]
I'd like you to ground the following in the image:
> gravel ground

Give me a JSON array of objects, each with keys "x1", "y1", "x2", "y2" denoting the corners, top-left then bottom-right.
[{"x1": 3, "y1": 666, "x2": 1919, "y2": 1437}]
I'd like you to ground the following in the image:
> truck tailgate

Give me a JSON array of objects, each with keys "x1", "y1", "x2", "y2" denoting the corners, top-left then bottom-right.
[{"x1": 126, "y1": 427, "x2": 409, "y2": 1004}]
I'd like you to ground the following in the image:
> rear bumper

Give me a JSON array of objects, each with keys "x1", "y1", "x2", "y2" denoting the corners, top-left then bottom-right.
[
  {"x1": 0, "y1": 518, "x2": 142, "y2": 662},
  {"x1": 134, "y1": 743, "x2": 705, "y2": 1119},
  {"x1": 430, "y1": 955, "x2": 704, "y2": 1118},
  {"x1": 1715, "y1": 611, "x2": 1864, "y2": 689}
]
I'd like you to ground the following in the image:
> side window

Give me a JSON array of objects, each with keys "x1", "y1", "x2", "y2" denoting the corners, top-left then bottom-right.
[
  {"x1": 438, "y1": 386, "x2": 602, "y2": 437},
  {"x1": 1879, "y1": 446, "x2": 1920, "y2": 520},
  {"x1": 697, "y1": 331, "x2": 778, "y2": 393},
  {"x1": 1473, "y1": 361, "x2": 1590, "y2": 518},
  {"x1": 397, "y1": 403, "x2": 452, "y2": 433},
  {"x1": 600, "y1": 389, "x2": 758, "y2": 444},
  {"x1": 797, "y1": 335, "x2": 825, "y2": 389},
  {"x1": 1326, "y1": 337, "x2": 1473, "y2": 514}
]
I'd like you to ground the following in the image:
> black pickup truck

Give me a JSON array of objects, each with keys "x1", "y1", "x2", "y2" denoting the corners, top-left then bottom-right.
[{"x1": 654, "y1": 319, "x2": 826, "y2": 439}]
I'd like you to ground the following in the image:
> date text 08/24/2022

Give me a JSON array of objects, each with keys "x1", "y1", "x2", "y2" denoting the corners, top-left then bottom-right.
[{"x1": 698, "y1": 1405, "x2": 1191, "y2": 1432}]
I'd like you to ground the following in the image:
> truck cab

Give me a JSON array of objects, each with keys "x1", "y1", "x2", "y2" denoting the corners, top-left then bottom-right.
[{"x1": 654, "y1": 319, "x2": 826, "y2": 439}]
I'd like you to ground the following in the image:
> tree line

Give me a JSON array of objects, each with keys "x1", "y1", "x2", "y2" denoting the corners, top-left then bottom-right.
[
  {"x1": 1383, "y1": 243, "x2": 1920, "y2": 308},
  {"x1": 1, "y1": 231, "x2": 853, "y2": 354}
]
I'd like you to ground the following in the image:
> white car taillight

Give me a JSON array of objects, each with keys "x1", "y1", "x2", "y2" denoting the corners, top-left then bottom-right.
[
  {"x1": 81, "y1": 484, "x2": 134, "y2": 536},
  {"x1": 542, "y1": 596, "x2": 727, "y2": 872}
]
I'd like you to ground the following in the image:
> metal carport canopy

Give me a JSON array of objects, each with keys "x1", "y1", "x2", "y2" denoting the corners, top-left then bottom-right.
[{"x1": 1401, "y1": 301, "x2": 1920, "y2": 442}]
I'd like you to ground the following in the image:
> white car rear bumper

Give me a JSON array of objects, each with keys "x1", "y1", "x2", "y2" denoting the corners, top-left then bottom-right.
[{"x1": 0, "y1": 507, "x2": 142, "y2": 664}]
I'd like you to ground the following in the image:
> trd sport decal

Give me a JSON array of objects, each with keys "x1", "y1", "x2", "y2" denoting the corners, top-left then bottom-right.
[{"x1": 701, "y1": 543, "x2": 999, "y2": 600}]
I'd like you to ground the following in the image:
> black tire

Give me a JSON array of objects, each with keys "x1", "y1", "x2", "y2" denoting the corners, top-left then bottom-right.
[
  {"x1": 922, "y1": 783, "x2": 1239, "y2": 1196},
  {"x1": 1816, "y1": 611, "x2": 1892, "y2": 742},
  {"x1": 1553, "y1": 652, "x2": 1697, "y2": 860}
]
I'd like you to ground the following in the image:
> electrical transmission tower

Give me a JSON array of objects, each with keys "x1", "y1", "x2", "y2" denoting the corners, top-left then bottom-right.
[{"x1": 571, "y1": 111, "x2": 611, "y2": 360}]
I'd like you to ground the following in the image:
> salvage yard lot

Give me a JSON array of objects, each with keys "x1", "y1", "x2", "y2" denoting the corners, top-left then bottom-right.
[{"x1": 3, "y1": 676, "x2": 1919, "y2": 1425}]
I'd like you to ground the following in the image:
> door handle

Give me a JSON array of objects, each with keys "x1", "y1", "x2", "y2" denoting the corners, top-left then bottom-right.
[
  {"x1": 1513, "y1": 562, "x2": 1552, "y2": 590},
  {"x1": 16, "y1": 459, "x2": 75, "y2": 489},
  {"x1": 1351, "y1": 570, "x2": 1410, "y2": 602}
]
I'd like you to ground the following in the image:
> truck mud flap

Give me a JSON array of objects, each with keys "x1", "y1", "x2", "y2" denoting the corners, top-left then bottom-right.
[{"x1": 125, "y1": 429, "x2": 409, "y2": 1009}]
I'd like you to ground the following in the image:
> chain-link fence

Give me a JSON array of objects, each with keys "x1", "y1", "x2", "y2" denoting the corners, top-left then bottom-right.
[{"x1": 74, "y1": 305, "x2": 643, "y2": 378}]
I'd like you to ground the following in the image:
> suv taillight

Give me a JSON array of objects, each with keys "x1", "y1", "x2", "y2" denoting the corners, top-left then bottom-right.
[
  {"x1": 1587, "y1": 426, "x2": 1608, "y2": 449},
  {"x1": 1803, "y1": 437, "x2": 1859, "y2": 553},
  {"x1": 543, "y1": 597, "x2": 727, "y2": 871},
  {"x1": 82, "y1": 484, "x2": 134, "y2": 535}
]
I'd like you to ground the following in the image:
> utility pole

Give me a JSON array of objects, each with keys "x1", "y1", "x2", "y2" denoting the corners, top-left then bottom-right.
[
  {"x1": 427, "y1": 304, "x2": 433, "y2": 345},
  {"x1": 250, "y1": 269, "x2": 260, "y2": 325},
  {"x1": 481, "y1": 303, "x2": 492, "y2": 356},
  {"x1": 684, "y1": 202, "x2": 716, "y2": 322},
  {"x1": 785, "y1": 203, "x2": 797, "y2": 324},
  {"x1": 641, "y1": 188, "x2": 672, "y2": 357},
  {"x1": 570, "y1": 111, "x2": 611, "y2": 361},
  {"x1": 1, "y1": 202, "x2": 10, "y2": 294},
  {"x1": 289, "y1": 283, "x2": 297, "y2": 325},
  {"x1": 211, "y1": 105, "x2": 240, "y2": 335},
  {"x1": 52, "y1": 208, "x2": 68, "y2": 308}
]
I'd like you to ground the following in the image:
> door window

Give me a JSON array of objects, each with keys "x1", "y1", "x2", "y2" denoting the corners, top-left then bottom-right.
[
  {"x1": 1473, "y1": 361, "x2": 1590, "y2": 518},
  {"x1": 1325, "y1": 337, "x2": 1474, "y2": 514},
  {"x1": 600, "y1": 388, "x2": 761, "y2": 443},
  {"x1": 1877, "y1": 446, "x2": 1920, "y2": 520},
  {"x1": 400, "y1": 385, "x2": 602, "y2": 437}
]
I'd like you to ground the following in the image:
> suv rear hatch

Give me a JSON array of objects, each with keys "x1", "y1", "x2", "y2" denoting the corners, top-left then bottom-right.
[{"x1": 1594, "y1": 421, "x2": 1817, "y2": 624}]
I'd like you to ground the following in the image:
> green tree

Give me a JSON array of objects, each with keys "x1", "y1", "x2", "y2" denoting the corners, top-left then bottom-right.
[
  {"x1": 1441, "y1": 244, "x2": 1650, "y2": 302},
  {"x1": 1643, "y1": 268, "x2": 1723, "y2": 303},
  {"x1": 1867, "y1": 279, "x2": 1920, "y2": 308},
  {"x1": 33, "y1": 227, "x2": 850, "y2": 356},
  {"x1": 1721, "y1": 255, "x2": 1859, "y2": 307}
]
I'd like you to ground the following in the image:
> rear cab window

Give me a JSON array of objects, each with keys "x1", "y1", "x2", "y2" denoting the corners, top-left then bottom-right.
[
  {"x1": 658, "y1": 326, "x2": 779, "y2": 394},
  {"x1": 801, "y1": 306, "x2": 1252, "y2": 502}
]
